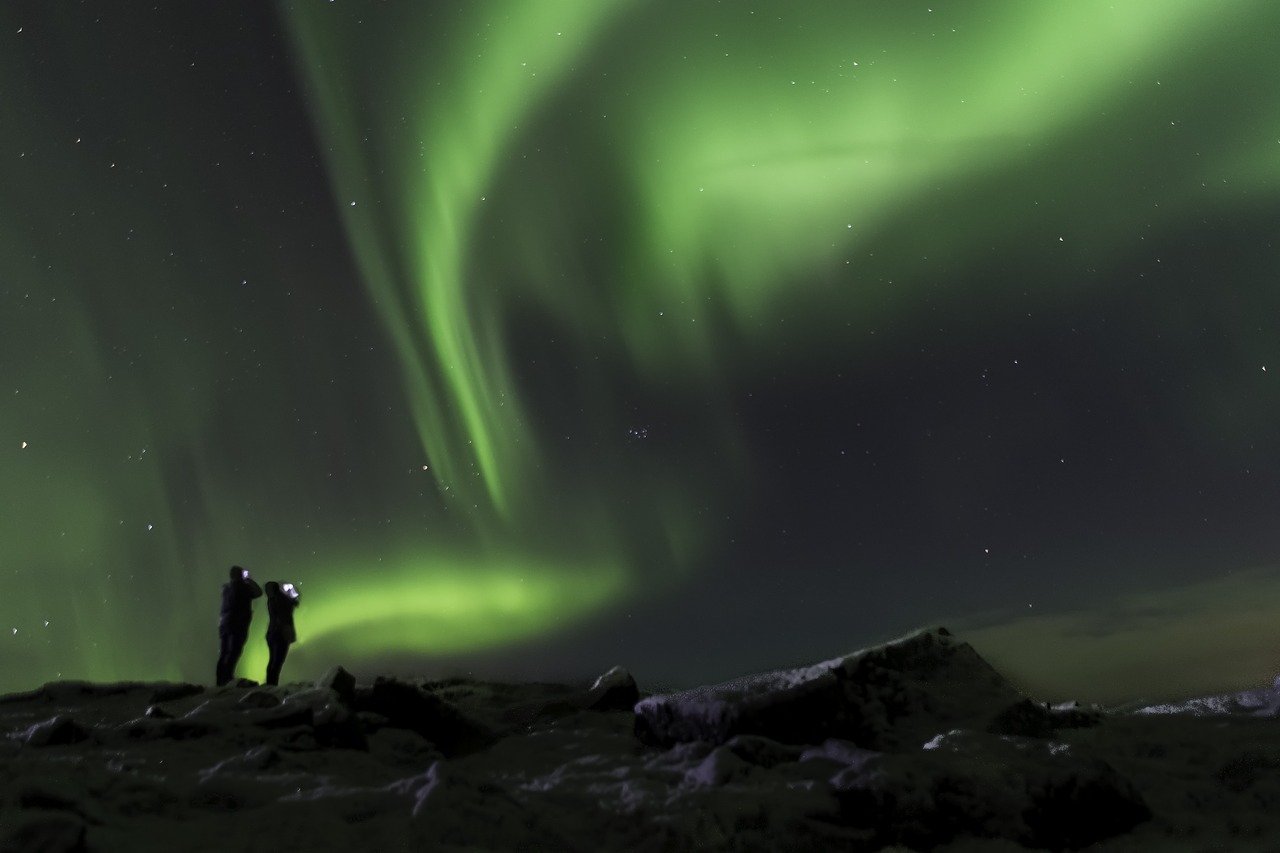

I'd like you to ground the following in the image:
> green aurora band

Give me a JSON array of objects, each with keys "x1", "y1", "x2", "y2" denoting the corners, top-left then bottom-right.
[
  {"x1": 276, "y1": 0, "x2": 1265, "y2": 657},
  {"x1": 1, "y1": 0, "x2": 1276, "y2": 690}
]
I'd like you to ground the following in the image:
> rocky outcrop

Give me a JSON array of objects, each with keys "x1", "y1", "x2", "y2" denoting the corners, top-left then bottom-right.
[
  {"x1": 629, "y1": 627, "x2": 1149, "y2": 849},
  {"x1": 634, "y1": 627, "x2": 1023, "y2": 750},
  {"x1": 583, "y1": 665, "x2": 640, "y2": 712},
  {"x1": 17, "y1": 630, "x2": 1280, "y2": 852},
  {"x1": 829, "y1": 731, "x2": 1150, "y2": 850},
  {"x1": 353, "y1": 677, "x2": 497, "y2": 758}
]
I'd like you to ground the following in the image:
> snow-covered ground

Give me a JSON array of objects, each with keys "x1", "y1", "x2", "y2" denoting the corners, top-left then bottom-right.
[{"x1": 3, "y1": 627, "x2": 1279, "y2": 852}]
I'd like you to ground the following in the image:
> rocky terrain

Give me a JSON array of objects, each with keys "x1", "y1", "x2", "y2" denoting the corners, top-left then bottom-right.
[{"x1": 3, "y1": 627, "x2": 1280, "y2": 852}]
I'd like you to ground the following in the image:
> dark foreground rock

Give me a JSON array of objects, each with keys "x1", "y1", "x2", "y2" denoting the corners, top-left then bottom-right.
[
  {"x1": 827, "y1": 731, "x2": 1150, "y2": 850},
  {"x1": 353, "y1": 677, "x2": 498, "y2": 758},
  {"x1": 630, "y1": 628, "x2": 1149, "y2": 850},
  {"x1": 3, "y1": 630, "x2": 1278, "y2": 851},
  {"x1": 0, "y1": 812, "x2": 87, "y2": 853},
  {"x1": 584, "y1": 665, "x2": 640, "y2": 712}
]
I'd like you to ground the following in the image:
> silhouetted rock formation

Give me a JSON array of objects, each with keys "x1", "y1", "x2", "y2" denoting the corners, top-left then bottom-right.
[
  {"x1": 634, "y1": 626, "x2": 1022, "y2": 749},
  {"x1": 631, "y1": 627, "x2": 1149, "y2": 849},
  {"x1": 354, "y1": 677, "x2": 496, "y2": 758},
  {"x1": 8, "y1": 628, "x2": 1279, "y2": 851}
]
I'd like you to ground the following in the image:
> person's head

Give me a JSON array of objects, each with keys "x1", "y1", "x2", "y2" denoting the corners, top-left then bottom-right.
[
  {"x1": 264, "y1": 581, "x2": 281, "y2": 597},
  {"x1": 230, "y1": 565, "x2": 248, "y2": 582}
]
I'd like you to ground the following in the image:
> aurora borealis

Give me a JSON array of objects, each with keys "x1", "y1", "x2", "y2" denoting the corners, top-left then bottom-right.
[{"x1": 2, "y1": 2, "x2": 1279, "y2": 700}]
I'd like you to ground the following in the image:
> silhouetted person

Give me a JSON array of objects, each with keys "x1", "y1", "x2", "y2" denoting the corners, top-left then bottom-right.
[
  {"x1": 264, "y1": 580, "x2": 300, "y2": 686},
  {"x1": 216, "y1": 565, "x2": 262, "y2": 686}
]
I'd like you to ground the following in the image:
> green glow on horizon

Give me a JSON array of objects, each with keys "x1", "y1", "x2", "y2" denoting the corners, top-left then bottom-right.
[
  {"x1": 2, "y1": 0, "x2": 1275, "y2": 693},
  {"x1": 238, "y1": 552, "x2": 628, "y2": 678},
  {"x1": 269, "y1": 0, "x2": 1265, "y2": 676}
]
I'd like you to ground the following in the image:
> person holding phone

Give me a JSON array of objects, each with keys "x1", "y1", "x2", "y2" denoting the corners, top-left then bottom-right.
[
  {"x1": 216, "y1": 565, "x2": 263, "y2": 685},
  {"x1": 264, "y1": 580, "x2": 301, "y2": 686}
]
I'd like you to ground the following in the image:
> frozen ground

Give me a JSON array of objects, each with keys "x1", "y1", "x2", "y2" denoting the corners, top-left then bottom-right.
[{"x1": 3, "y1": 627, "x2": 1280, "y2": 852}]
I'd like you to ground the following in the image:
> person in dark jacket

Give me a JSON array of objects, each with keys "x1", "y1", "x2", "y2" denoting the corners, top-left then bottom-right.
[
  {"x1": 216, "y1": 565, "x2": 263, "y2": 686},
  {"x1": 264, "y1": 580, "x2": 300, "y2": 686}
]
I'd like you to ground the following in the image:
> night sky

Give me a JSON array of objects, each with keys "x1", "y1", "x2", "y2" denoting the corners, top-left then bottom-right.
[{"x1": 3, "y1": 2, "x2": 1279, "y2": 701}]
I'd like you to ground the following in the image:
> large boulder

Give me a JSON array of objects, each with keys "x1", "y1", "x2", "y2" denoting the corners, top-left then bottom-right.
[
  {"x1": 583, "y1": 666, "x2": 640, "y2": 712},
  {"x1": 316, "y1": 666, "x2": 358, "y2": 707},
  {"x1": 354, "y1": 678, "x2": 497, "y2": 758},
  {"x1": 18, "y1": 715, "x2": 90, "y2": 748},
  {"x1": 829, "y1": 730, "x2": 1151, "y2": 850},
  {"x1": 635, "y1": 627, "x2": 1023, "y2": 750}
]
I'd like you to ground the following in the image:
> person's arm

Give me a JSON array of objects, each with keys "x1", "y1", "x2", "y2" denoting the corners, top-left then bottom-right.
[{"x1": 246, "y1": 578, "x2": 263, "y2": 598}]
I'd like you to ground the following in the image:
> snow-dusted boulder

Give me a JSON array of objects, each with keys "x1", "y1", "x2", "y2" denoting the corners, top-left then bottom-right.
[
  {"x1": 14, "y1": 715, "x2": 90, "y2": 748},
  {"x1": 635, "y1": 626, "x2": 1023, "y2": 750},
  {"x1": 583, "y1": 665, "x2": 639, "y2": 712},
  {"x1": 1135, "y1": 681, "x2": 1280, "y2": 717}
]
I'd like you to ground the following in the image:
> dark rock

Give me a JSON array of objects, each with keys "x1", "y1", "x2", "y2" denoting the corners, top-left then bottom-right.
[
  {"x1": 0, "y1": 681, "x2": 145, "y2": 707},
  {"x1": 988, "y1": 699, "x2": 1057, "y2": 738},
  {"x1": 1216, "y1": 748, "x2": 1280, "y2": 793},
  {"x1": 356, "y1": 711, "x2": 391, "y2": 731},
  {"x1": 635, "y1": 627, "x2": 1023, "y2": 750},
  {"x1": 149, "y1": 683, "x2": 204, "y2": 704},
  {"x1": 143, "y1": 704, "x2": 173, "y2": 719},
  {"x1": 0, "y1": 813, "x2": 87, "y2": 853},
  {"x1": 423, "y1": 678, "x2": 580, "y2": 736},
  {"x1": 18, "y1": 783, "x2": 82, "y2": 813},
  {"x1": 247, "y1": 704, "x2": 314, "y2": 730},
  {"x1": 238, "y1": 689, "x2": 282, "y2": 709},
  {"x1": 830, "y1": 730, "x2": 1150, "y2": 850},
  {"x1": 684, "y1": 745, "x2": 754, "y2": 787},
  {"x1": 988, "y1": 698, "x2": 1104, "y2": 738},
  {"x1": 317, "y1": 666, "x2": 358, "y2": 706},
  {"x1": 583, "y1": 666, "x2": 639, "y2": 712},
  {"x1": 309, "y1": 697, "x2": 368, "y2": 750},
  {"x1": 19, "y1": 716, "x2": 90, "y2": 748},
  {"x1": 124, "y1": 718, "x2": 214, "y2": 741},
  {"x1": 528, "y1": 700, "x2": 580, "y2": 726},
  {"x1": 354, "y1": 678, "x2": 497, "y2": 758},
  {"x1": 203, "y1": 743, "x2": 284, "y2": 775},
  {"x1": 723, "y1": 734, "x2": 805, "y2": 769},
  {"x1": 1022, "y1": 755, "x2": 1152, "y2": 849},
  {"x1": 405, "y1": 762, "x2": 581, "y2": 851},
  {"x1": 798, "y1": 738, "x2": 878, "y2": 770}
]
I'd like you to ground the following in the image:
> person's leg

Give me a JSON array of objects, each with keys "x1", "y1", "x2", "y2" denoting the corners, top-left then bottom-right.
[
  {"x1": 265, "y1": 637, "x2": 282, "y2": 685},
  {"x1": 276, "y1": 642, "x2": 290, "y2": 684},
  {"x1": 226, "y1": 627, "x2": 249, "y2": 683},
  {"x1": 216, "y1": 627, "x2": 243, "y2": 685},
  {"x1": 216, "y1": 630, "x2": 231, "y2": 685}
]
